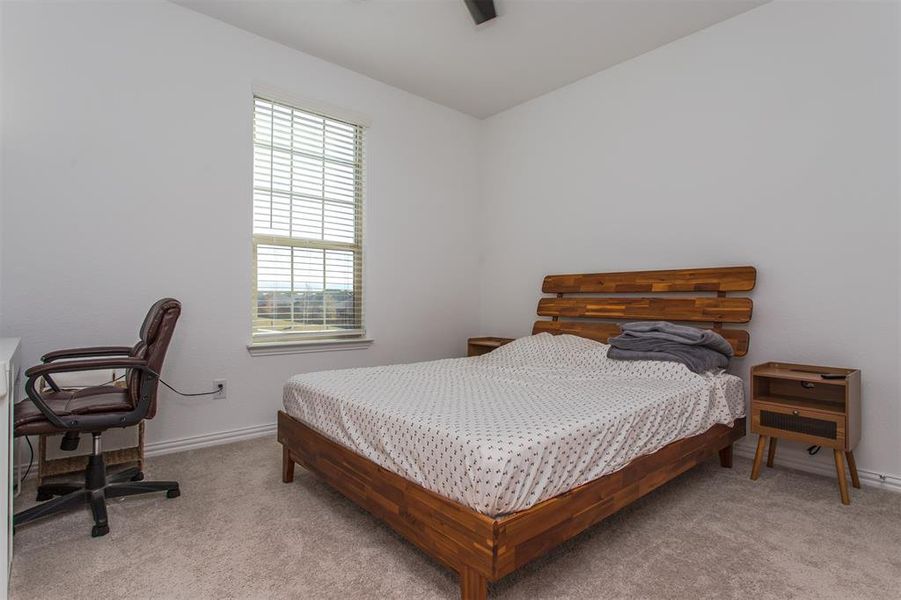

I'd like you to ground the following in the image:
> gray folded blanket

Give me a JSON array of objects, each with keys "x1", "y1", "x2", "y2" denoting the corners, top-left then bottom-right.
[{"x1": 607, "y1": 321, "x2": 733, "y2": 374}]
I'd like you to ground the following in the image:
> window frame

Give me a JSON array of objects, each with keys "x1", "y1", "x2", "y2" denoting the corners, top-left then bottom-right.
[{"x1": 248, "y1": 90, "x2": 371, "y2": 354}]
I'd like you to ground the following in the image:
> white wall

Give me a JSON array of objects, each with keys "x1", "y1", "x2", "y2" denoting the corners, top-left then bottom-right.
[
  {"x1": 0, "y1": 1, "x2": 481, "y2": 446},
  {"x1": 478, "y1": 1, "x2": 901, "y2": 478}
]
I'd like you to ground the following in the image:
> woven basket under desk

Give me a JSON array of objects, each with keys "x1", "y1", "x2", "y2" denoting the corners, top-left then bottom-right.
[
  {"x1": 36, "y1": 374, "x2": 144, "y2": 485},
  {"x1": 38, "y1": 422, "x2": 144, "y2": 484}
]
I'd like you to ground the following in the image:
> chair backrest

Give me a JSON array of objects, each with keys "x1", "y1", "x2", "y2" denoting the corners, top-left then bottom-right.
[{"x1": 128, "y1": 298, "x2": 181, "y2": 419}]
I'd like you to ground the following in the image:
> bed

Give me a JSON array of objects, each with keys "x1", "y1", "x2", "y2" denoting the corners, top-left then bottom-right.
[{"x1": 277, "y1": 266, "x2": 756, "y2": 599}]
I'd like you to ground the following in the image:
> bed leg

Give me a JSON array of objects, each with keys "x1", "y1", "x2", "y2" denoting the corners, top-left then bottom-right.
[
  {"x1": 460, "y1": 566, "x2": 488, "y2": 600},
  {"x1": 718, "y1": 444, "x2": 733, "y2": 468},
  {"x1": 282, "y1": 445, "x2": 295, "y2": 483}
]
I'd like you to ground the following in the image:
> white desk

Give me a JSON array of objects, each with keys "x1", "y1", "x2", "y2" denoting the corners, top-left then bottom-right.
[{"x1": 0, "y1": 337, "x2": 20, "y2": 600}]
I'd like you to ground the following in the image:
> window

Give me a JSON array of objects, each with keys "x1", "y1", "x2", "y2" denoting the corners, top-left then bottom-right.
[{"x1": 251, "y1": 96, "x2": 364, "y2": 346}]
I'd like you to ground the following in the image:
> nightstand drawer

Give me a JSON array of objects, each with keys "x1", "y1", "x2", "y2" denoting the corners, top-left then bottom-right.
[{"x1": 751, "y1": 403, "x2": 845, "y2": 448}]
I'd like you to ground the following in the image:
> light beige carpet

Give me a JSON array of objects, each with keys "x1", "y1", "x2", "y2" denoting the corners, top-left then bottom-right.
[{"x1": 10, "y1": 437, "x2": 901, "y2": 599}]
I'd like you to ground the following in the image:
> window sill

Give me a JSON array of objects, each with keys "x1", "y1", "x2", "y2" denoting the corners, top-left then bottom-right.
[{"x1": 247, "y1": 338, "x2": 374, "y2": 356}]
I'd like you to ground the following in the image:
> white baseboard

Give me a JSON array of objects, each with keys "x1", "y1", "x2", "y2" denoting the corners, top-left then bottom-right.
[
  {"x1": 146, "y1": 427, "x2": 901, "y2": 496},
  {"x1": 14, "y1": 422, "x2": 278, "y2": 476},
  {"x1": 144, "y1": 422, "x2": 277, "y2": 457},
  {"x1": 733, "y1": 444, "x2": 901, "y2": 493}
]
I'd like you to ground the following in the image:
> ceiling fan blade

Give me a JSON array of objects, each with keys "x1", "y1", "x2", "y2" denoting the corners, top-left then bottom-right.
[{"x1": 464, "y1": 0, "x2": 496, "y2": 25}]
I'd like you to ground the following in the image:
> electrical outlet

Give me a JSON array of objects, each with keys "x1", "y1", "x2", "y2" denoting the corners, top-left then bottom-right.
[{"x1": 213, "y1": 379, "x2": 227, "y2": 400}]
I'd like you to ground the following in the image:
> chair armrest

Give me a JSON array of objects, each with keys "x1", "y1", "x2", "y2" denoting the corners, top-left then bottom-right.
[
  {"x1": 26, "y1": 357, "x2": 149, "y2": 379},
  {"x1": 24, "y1": 358, "x2": 152, "y2": 430},
  {"x1": 41, "y1": 346, "x2": 133, "y2": 363}
]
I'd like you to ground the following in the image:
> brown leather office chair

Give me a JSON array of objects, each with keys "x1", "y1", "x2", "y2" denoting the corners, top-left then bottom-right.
[{"x1": 14, "y1": 298, "x2": 182, "y2": 537}]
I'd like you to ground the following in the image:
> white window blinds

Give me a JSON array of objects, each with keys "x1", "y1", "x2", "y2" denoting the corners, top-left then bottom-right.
[{"x1": 252, "y1": 96, "x2": 364, "y2": 343}]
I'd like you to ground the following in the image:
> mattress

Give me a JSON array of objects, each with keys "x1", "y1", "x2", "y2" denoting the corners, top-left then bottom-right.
[{"x1": 283, "y1": 333, "x2": 745, "y2": 516}]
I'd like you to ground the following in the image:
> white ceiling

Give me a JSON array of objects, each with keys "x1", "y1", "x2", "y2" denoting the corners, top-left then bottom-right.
[{"x1": 175, "y1": 0, "x2": 767, "y2": 118}]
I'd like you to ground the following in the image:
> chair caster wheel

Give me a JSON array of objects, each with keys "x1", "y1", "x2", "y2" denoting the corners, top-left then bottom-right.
[
  {"x1": 166, "y1": 489, "x2": 180, "y2": 499},
  {"x1": 35, "y1": 490, "x2": 53, "y2": 502},
  {"x1": 91, "y1": 524, "x2": 109, "y2": 538},
  {"x1": 130, "y1": 472, "x2": 145, "y2": 482}
]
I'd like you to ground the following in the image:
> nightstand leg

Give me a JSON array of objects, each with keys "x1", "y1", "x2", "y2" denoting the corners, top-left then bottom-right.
[
  {"x1": 845, "y1": 451, "x2": 861, "y2": 489},
  {"x1": 766, "y1": 437, "x2": 778, "y2": 468},
  {"x1": 834, "y1": 449, "x2": 850, "y2": 505},
  {"x1": 750, "y1": 435, "x2": 767, "y2": 480}
]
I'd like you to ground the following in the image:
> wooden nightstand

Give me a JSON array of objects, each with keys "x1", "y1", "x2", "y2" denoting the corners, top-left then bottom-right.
[
  {"x1": 749, "y1": 362, "x2": 861, "y2": 504},
  {"x1": 467, "y1": 337, "x2": 514, "y2": 357}
]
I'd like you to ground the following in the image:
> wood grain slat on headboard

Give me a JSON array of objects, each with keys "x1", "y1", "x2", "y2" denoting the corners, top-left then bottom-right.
[
  {"x1": 543, "y1": 266, "x2": 757, "y2": 294},
  {"x1": 537, "y1": 296, "x2": 752, "y2": 323},
  {"x1": 532, "y1": 320, "x2": 751, "y2": 357},
  {"x1": 533, "y1": 266, "x2": 756, "y2": 356}
]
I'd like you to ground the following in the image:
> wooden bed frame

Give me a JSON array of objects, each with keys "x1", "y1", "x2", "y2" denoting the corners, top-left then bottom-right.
[{"x1": 278, "y1": 266, "x2": 757, "y2": 599}]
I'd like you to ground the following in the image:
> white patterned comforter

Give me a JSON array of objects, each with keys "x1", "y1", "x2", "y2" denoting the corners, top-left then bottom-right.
[{"x1": 283, "y1": 333, "x2": 744, "y2": 516}]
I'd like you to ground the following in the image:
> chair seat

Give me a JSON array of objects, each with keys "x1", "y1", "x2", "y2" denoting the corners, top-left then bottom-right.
[{"x1": 15, "y1": 386, "x2": 133, "y2": 436}]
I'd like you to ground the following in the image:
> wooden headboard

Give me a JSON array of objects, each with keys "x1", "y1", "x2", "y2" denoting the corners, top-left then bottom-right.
[{"x1": 532, "y1": 266, "x2": 756, "y2": 356}]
